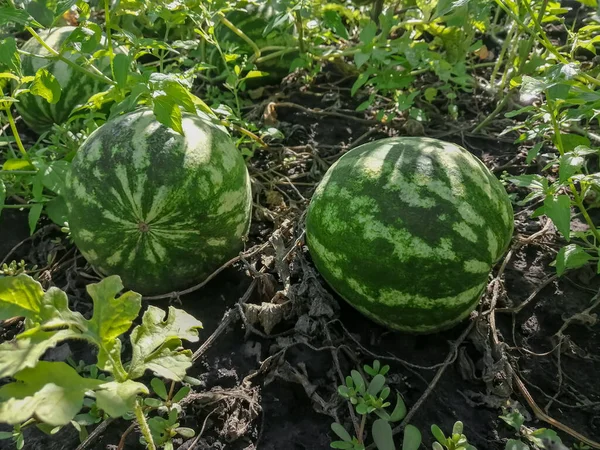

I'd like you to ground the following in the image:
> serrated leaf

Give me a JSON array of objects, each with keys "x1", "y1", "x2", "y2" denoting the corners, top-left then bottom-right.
[
  {"x1": 372, "y1": 419, "x2": 395, "y2": 450},
  {"x1": 402, "y1": 424, "x2": 421, "y2": 450},
  {"x1": 127, "y1": 306, "x2": 202, "y2": 381},
  {"x1": 95, "y1": 380, "x2": 148, "y2": 418},
  {"x1": 389, "y1": 392, "x2": 407, "y2": 422},
  {"x1": 30, "y1": 68, "x2": 62, "y2": 104},
  {"x1": 0, "y1": 361, "x2": 103, "y2": 426},
  {"x1": 0, "y1": 6, "x2": 41, "y2": 27},
  {"x1": 0, "y1": 37, "x2": 21, "y2": 76},
  {"x1": 331, "y1": 422, "x2": 352, "y2": 442}
]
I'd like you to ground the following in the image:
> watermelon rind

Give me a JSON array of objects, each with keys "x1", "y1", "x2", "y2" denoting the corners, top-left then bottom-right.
[
  {"x1": 64, "y1": 108, "x2": 252, "y2": 295},
  {"x1": 16, "y1": 26, "x2": 112, "y2": 134},
  {"x1": 305, "y1": 137, "x2": 514, "y2": 333}
]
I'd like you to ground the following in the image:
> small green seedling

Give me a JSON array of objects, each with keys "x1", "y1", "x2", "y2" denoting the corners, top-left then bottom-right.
[
  {"x1": 331, "y1": 360, "x2": 422, "y2": 450},
  {"x1": 431, "y1": 421, "x2": 476, "y2": 450}
]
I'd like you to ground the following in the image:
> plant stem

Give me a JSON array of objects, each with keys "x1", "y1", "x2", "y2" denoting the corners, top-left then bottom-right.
[
  {"x1": 24, "y1": 27, "x2": 115, "y2": 86},
  {"x1": 218, "y1": 13, "x2": 261, "y2": 58},
  {"x1": 491, "y1": 20, "x2": 516, "y2": 87},
  {"x1": 134, "y1": 400, "x2": 156, "y2": 450},
  {"x1": 0, "y1": 91, "x2": 29, "y2": 160},
  {"x1": 473, "y1": 93, "x2": 511, "y2": 133},
  {"x1": 104, "y1": 0, "x2": 114, "y2": 77},
  {"x1": 357, "y1": 414, "x2": 367, "y2": 444},
  {"x1": 295, "y1": 10, "x2": 305, "y2": 54}
]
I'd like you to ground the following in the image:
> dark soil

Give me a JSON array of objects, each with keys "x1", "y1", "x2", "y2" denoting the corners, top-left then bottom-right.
[{"x1": 1, "y1": 76, "x2": 599, "y2": 450}]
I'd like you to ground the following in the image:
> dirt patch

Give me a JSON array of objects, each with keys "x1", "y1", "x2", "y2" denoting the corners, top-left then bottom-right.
[{"x1": 1, "y1": 79, "x2": 599, "y2": 450}]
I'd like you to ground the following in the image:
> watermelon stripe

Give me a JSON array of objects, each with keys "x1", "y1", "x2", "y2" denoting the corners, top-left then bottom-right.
[
  {"x1": 65, "y1": 109, "x2": 252, "y2": 295},
  {"x1": 16, "y1": 27, "x2": 111, "y2": 134},
  {"x1": 306, "y1": 137, "x2": 513, "y2": 333}
]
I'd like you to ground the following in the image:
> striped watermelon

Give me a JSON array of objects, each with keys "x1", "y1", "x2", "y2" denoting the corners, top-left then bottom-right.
[
  {"x1": 305, "y1": 137, "x2": 513, "y2": 333},
  {"x1": 16, "y1": 26, "x2": 111, "y2": 134},
  {"x1": 64, "y1": 108, "x2": 252, "y2": 295}
]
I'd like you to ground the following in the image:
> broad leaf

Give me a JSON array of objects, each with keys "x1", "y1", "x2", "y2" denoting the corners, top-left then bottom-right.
[
  {"x1": 95, "y1": 380, "x2": 148, "y2": 418},
  {"x1": 505, "y1": 439, "x2": 530, "y2": 450},
  {"x1": 554, "y1": 244, "x2": 593, "y2": 276},
  {"x1": 403, "y1": 424, "x2": 422, "y2": 450},
  {"x1": 153, "y1": 95, "x2": 183, "y2": 135},
  {"x1": 0, "y1": 361, "x2": 103, "y2": 426},
  {"x1": 0, "y1": 37, "x2": 21, "y2": 76},
  {"x1": 0, "y1": 6, "x2": 41, "y2": 27},
  {"x1": 372, "y1": 419, "x2": 395, "y2": 450},
  {"x1": 113, "y1": 53, "x2": 130, "y2": 88},
  {"x1": 534, "y1": 195, "x2": 571, "y2": 240},
  {"x1": 0, "y1": 330, "x2": 76, "y2": 378},
  {"x1": 127, "y1": 306, "x2": 202, "y2": 381},
  {"x1": 30, "y1": 68, "x2": 62, "y2": 104},
  {"x1": 331, "y1": 423, "x2": 352, "y2": 442},
  {"x1": 389, "y1": 392, "x2": 407, "y2": 422},
  {"x1": 0, "y1": 274, "x2": 44, "y2": 321}
]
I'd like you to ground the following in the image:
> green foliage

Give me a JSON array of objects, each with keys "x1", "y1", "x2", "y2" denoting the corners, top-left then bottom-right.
[
  {"x1": 431, "y1": 421, "x2": 476, "y2": 450},
  {"x1": 330, "y1": 360, "x2": 422, "y2": 450},
  {"x1": 0, "y1": 274, "x2": 202, "y2": 449}
]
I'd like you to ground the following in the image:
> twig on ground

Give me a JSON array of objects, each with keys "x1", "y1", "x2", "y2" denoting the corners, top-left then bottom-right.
[
  {"x1": 117, "y1": 422, "x2": 137, "y2": 450},
  {"x1": 74, "y1": 418, "x2": 114, "y2": 450},
  {"x1": 144, "y1": 243, "x2": 269, "y2": 301},
  {"x1": 272, "y1": 102, "x2": 381, "y2": 125}
]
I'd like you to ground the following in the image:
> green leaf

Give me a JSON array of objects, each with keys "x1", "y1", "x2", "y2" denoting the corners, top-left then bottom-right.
[
  {"x1": 367, "y1": 374, "x2": 386, "y2": 396},
  {"x1": 172, "y1": 386, "x2": 190, "y2": 403},
  {"x1": 0, "y1": 37, "x2": 21, "y2": 75},
  {"x1": 528, "y1": 429, "x2": 563, "y2": 449},
  {"x1": 499, "y1": 411, "x2": 525, "y2": 432},
  {"x1": 359, "y1": 21, "x2": 377, "y2": 44},
  {"x1": 452, "y1": 422, "x2": 463, "y2": 435},
  {"x1": 505, "y1": 439, "x2": 530, "y2": 450},
  {"x1": 0, "y1": 330, "x2": 76, "y2": 378},
  {"x1": 432, "y1": 444, "x2": 444, "y2": 450},
  {"x1": 539, "y1": 195, "x2": 571, "y2": 240},
  {"x1": 526, "y1": 143, "x2": 543, "y2": 164},
  {"x1": 331, "y1": 442, "x2": 354, "y2": 449},
  {"x1": 331, "y1": 423, "x2": 352, "y2": 442},
  {"x1": 356, "y1": 402, "x2": 369, "y2": 415},
  {"x1": 0, "y1": 432, "x2": 13, "y2": 439},
  {"x1": 28, "y1": 203, "x2": 43, "y2": 235},
  {"x1": 0, "y1": 361, "x2": 103, "y2": 426},
  {"x1": 323, "y1": 10, "x2": 348, "y2": 39},
  {"x1": 86, "y1": 276, "x2": 141, "y2": 374},
  {"x1": 372, "y1": 419, "x2": 395, "y2": 450},
  {"x1": 127, "y1": 306, "x2": 202, "y2": 381},
  {"x1": 95, "y1": 380, "x2": 148, "y2": 418},
  {"x1": 556, "y1": 134, "x2": 590, "y2": 153},
  {"x1": 431, "y1": 425, "x2": 447, "y2": 445},
  {"x1": 0, "y1": 274, "x2": 44, "y2": 321},
  {"x1": 354, "y1": 51, "x2": 370, "y2": 69},
  {"x1": 55, "y1": 0, "x2": 78, "y2": 19},
  {"x1": 389, "y1": 392, "x2": 407, "y2": 422},
  {"x1": 42, "y1": 161, "x2": 70, "y2": 194},
  {"x1": 153, "y1": 96, "x2": 183, "y2": 135},
  {"x1": 30, "y1": 68, "x2": 62, "y2": 104},
  {"x1": 351, "y1": 370, "x2": 365, "y2": 394},
  {"x1": 424, "y1": 87, "x2": 438, "y2": 102},
  {"x1": 402, "y1": 424, "x2": 421, "y2": 450},
  {"x1": 45, "y1": 195, "x2": 69, "y2": 226},
  {"x1": 554, "y1": 244, "x2": 593, "y2": 276},
  {"x1": 2, "y1": 159, "x2": 36, "y2": 171},
  {"x1": 26, "y1": 1, "x2": 54, "y2": 28},
  {"x1": 0, "y1": 6, "x2": 41, "y2": 27},
  {"x1": 559, "y1": 152, "x2": 584, "y2": 183},
  {"x1": 113, "y1": 53, "x2": 130, "y2": 88},
  {"x1": 151, "y1": 378, "x2": 168, "y2": 400}
]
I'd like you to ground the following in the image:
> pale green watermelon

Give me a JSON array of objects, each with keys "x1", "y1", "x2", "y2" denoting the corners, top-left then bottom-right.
[
  {"x1": 16, "y1": 26, "x2": 112, "y2": 134},
  {"x1": 64, "y1": 108, "x2": 252, "y2": 295},
  {"x1": 305, "y1": 137, "x2": 514, "y2": 333}
]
